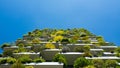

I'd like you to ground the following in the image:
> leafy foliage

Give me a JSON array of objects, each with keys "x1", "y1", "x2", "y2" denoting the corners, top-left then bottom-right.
[
  {"x1": 45, "y1": 43, "x2": 56, "y2": 49},
  {"x1": 74, "y1": 46, "x2": 84, "y2": 52},
  {"x1": 0, "y1": 58, "x2": 7, "y2": 64},
  {"x1": 34, "y1": 57, "x2": 45, "y2": 63},
  {"x1": 53, "y1": 54, "x2": 67, "y2": 66},
  {"x1": 7, "y1": 57, "x2": 16, "y2": 64},
  {"x1": 105, "y1": 60, "x2": 117, "y2": 67},
  {"x1": 74, "y1": 57, "x2": 91, "y2": 68},
  {"x1": 3, "y1": 49, "x2": 13, "y2": 57},
  {"x1": 11, "y1": 60, "x2": 25, "y2": 68},
  {"x1": 92, "y1": 59, "x2": 104, "y2": 68},
  {"x1": 19, "y1": 55, "x2": 32, "y2": 64},
  {"x1": 1, "y1": 43, "x2": 10, "y2": 49},
  {"x1": 25, "y1": 66, "x2": 34, "y2": 68},
  {"x1": 54, "y1": 35, "x2": 63, "y2": 42},
  {"x1": 84, "y1": 65, "x2": 96, "y2": 68}
]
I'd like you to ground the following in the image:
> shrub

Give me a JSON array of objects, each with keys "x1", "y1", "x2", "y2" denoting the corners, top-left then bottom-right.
[
  {"x1": 18, "y1": 43, "x2": 24, "y2": 48},
  {"x1": 7, "y1": 57, "x2": 16, "y2": 64},
  {"x1": 11, "y1": 60, "x2": 25, "y2": 68},
  {"x1": 105, "y1": 60, "x2": 117, "y2": 68},
  {"x1": 53, "y1": 54, "x2": 67, "y2": 66},
  {"x1": 18, "y1": 47, "x2": 26, "y2": 52},
  {"x1": 61, "y1": 38, "x2": 70, "y2": 44},
  {"x1": 92, "y1": 59, "x2": 104, "y2": 68},
  {"x1": 25, "y1": 66, "x2": 34, "y2": 68},
  {"x1": 74, "y1": 57, "x2": 91, "y2": 68},
  {"x1": 19, "y1": 55, "x2": 32, "y2": 64},
  {"x1": 83, "y1": 45, "x2": 90, "y2": 52},
  {"x1": 3, "y1": 49, "x2": 13, "y2": 57},
  {"x1": 13, "y1": 50, "x2": 19, "y2": 53},
  {"x1": 82, "y1": 52, "x2": 92, "y2": 57},
  {"x1": 0, "y1": 58, "x2": 7, "y2": 64},
  {"x1": 34, "y1": 57, "x2": 45, "y2": 63},
  {"x1": 32, "y1": 38, "x2": 41, "y2": 44},
  {"x1": 84, "y1": 65, "x2": 96, "y2": 68},
  {"x1": 74, "y1": 46, "x2": 84, "y2": 52},
  {"x1": 1, "y1": 43, "x2": 10, "y2": 49},
  {"x1": 45, "y1": 43, "x2": 56, "y2": 49}
]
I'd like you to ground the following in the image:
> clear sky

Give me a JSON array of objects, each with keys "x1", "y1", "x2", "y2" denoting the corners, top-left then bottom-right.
[{"x1": 0, "y1": 0, "x2": 120, "y2": 45}]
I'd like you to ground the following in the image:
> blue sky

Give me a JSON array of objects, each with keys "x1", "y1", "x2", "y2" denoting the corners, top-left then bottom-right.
[{"x1": 0, "y1": 0, "x2": 120, "y2": 45}]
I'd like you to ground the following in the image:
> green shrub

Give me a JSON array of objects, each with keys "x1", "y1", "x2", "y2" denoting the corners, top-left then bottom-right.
[
  {"x1": 13, "y1": 50, "x2": 19, "y2": 53},
  {"x1": 3, "y1": 49, "x2": 13, "y2": 57},
  {"x1": 7, "y1": 57, "x2": 16, "y2": 64},
  {"x1": 105, "y1": 60, "x2": 117, "y2": 68},
  {"x1": 83, "y1": 45, "x2": 90, "y2": 52},
  {"x1": 53, "y1": 54, "x2": 67, "y2": 66},
  {"x1": 34, "y1": 57, "x2": 45, "y2": 63},
  {"x1": 74, "y1": 57, "x2": 91, "y2": 68},
  {"x1": 84, "y1": 65, "x2": 96, "y2": 68},
  {"x1": 19, "y1": 55, "x2": 32, "y2": 64},
  {"x1": 92, "y1": 59, "x2": 104, "y2": 68},
  {"x1": 74, "y1": 46, "x2": 84, "y2": 52},
  {"x1": 1, "y1": 43, "x2": 10, "y2": 49},
  {"x1": 82, "y1": 52, "x2": 92, "y2": 57},
  {"x1": 11, "y1": 60, "x2": 25, "y2": 68},
  {"x1": 0, "y1": 58, "x2": 7, "y2": 64},
  {"x1": 25, "y1": 66, "x2": 34, "y2": 68}
]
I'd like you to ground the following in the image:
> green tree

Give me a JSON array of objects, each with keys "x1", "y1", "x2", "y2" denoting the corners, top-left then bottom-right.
[
  {"x1": 92, "y1": 59, "x2": 104, "y2": 68},
  {"x1": 45, "y1": 43, "x2": 56, "y2": 49},
  {"x1": 32, "y1": 38, "x2": 41, "y2": 44},
  {"x1": 25, "y1": 66, "x2": 34, "y2": 68},
  {"x1": 74, "y1": 57, "x2": 91, "y2": 68},
  {"x1": 82, "y1": 52, "x2": 92, "y2": 57},
  {"x1": 11, "y1": 60, "x2": 25, "y2": 68},
  {"x1": 84, "y1": 65, "x2": 96, "y2": 68},
  {"x1": 7, "y1": 57, "x2": 16, "y2": 64},
  {"x1": 53, "y1": 54, "x2": 67, "y2": 66},
  {"x1": 34, "y1": 57, "x2": 45, "y2": 63},
  {"x1": 83, "y1": 45, "x2": 90, "y2": 52},
  {"x1": 1, "y1": 43, "x2": 10, "y2": 49},
  {"x1": 105, "y1": 60, "x2": 117, "y2": 68},
  {"x1": 3, "y1": 49, "x2": 13, "y2": 57},
  {"x1": 74, "y1": 46, "x2": 84, "y2": 52}
]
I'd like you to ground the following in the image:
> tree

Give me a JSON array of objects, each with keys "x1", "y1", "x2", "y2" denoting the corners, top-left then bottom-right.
[
  {"x1": 97, "y1": 36, "x2": 106, "y2": 46},
  {"x1": 7, "y1": 57, "x2": 16, "y2": 64},
  {"x1": 53, "y1": 54, "x2": 67, "y2": 66},
  {"x1": 11, "y1": 60, "x2": 25, "y2": 68},
  {"x1": 55, "y1": 30, "x2": 64, "y2": 35},
  {"x1": 54, "y1": 35, "x2": 63, "y2": 42},
  {"x1": 34, "y1": 57, "x2": 45, "y2": 63},
  {"x1": 115, "y1": 47, "x2": 120, "y2": 53},
  {"x1": 45, "y1": 43, "x2": 56, "y2": 49},
  {"x1": 84, "y1": 65, "x2": 96, "y2": 68},
  {"x1": 115, "y1": 47, "x2": 120, "y2": 57},
  {"x1": 82, "y1": 52, "x2": 92, "y2": 57},
  {"x1": 19, "y1": 55, "x2": 32, "y2": 64},
  {"x1": 3, "y1": 49, "x2": 13, "y2": 57},
  {"x1": 1, "y1": 43, "x2": 10, "y2": 49},
  {"x1": 74, "y1": 57, "x2": 91, "y2": 68},
  {"x1": 32, "y1": 38, "x2": 40, "y2": 44},
  {"x1": 92, "y1": 59, "x2": 104, "y2": 68},
  {"x1": 83, "y1": 45, "x2": 90, "y2": 52},
  {"x1": 25, "y1": 66, "x2": 34, "y2": 68},
  {"x1": 105, "y1": 60, "x2": 117, "y2": 68}
]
